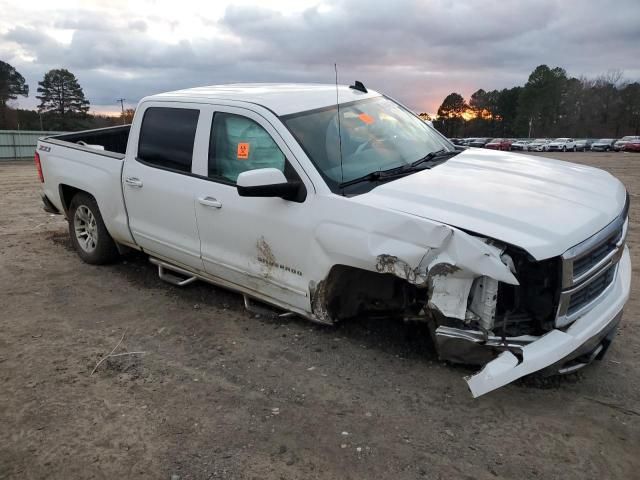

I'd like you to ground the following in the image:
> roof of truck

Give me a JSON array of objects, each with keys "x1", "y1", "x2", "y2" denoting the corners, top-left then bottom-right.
[{"x1": 146, "y1": 83, "x2": 382, "y2": 116}]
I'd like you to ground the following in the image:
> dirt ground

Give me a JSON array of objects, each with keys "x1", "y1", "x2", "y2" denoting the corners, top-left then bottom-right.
[{"x1": 1, "y1": 151, "x2": 639, "y2": 480}]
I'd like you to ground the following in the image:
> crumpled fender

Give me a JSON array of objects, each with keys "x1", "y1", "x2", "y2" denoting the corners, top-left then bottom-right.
[
  {"x1": 420, "y1": 228, "x2": 519, "y2": 285},
  {"x1": 315, "y1": 215, "x2": 518, "y2": 289}
]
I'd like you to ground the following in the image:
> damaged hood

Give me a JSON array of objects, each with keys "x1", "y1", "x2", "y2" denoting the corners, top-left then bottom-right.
[{"x1": 354, "y1": 148, "x2": 627, "y2": 260}]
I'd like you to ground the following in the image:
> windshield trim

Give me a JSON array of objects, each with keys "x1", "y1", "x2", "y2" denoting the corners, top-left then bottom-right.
[
  {"x1": 279, "y1": 95, "x2": 455, "y2": 196},
  {"x1": 280, "y1": 96, "x2": 383, "y2": 122}
]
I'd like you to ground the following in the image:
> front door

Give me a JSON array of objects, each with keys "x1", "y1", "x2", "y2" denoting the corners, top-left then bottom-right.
[{"x1": 192, "y1": 107, "x2": 314, "y2": 310}]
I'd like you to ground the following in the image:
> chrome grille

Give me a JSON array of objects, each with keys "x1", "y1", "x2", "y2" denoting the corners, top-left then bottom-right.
[
  {"x1": 556, "y1": 195, "x2": 629, "y2": 328},
  {"x1": 571, "y1": 224, "x2": 624, "y2": 279},
  {"x1": 567, "y1": 264, "x2": 616, "y2": 315}
]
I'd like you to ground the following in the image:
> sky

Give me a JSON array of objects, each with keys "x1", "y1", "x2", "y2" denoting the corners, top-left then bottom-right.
[{"x1": 1, "y1": 0, "x2": 639, "y2": 116}]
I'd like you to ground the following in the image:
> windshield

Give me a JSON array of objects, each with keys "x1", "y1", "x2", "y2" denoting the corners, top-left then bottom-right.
[
  {"x1": 598, "y1": 139, "x2": 613, "y2": 142},
  {"x1": 554, "y1": 138, "x2": 569, "y2": 141},
  {"x1": 282, "y1": 97, "x2": 452, "y2": 191}
]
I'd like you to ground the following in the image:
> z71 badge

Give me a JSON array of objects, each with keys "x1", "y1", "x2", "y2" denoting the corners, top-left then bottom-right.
[{"x1": 38, "y1": 145, "x2": 51, "y2": 152}]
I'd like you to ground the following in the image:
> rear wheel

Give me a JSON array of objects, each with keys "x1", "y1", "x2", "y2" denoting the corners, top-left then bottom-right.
[{"x1": 68, "y1": 193, "x2": 119, "y2": 264}]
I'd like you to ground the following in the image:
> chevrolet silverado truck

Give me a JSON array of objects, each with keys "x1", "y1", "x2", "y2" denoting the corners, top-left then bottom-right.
[{"x1": 35, "y1": 83, "x2": 631, "y2": 397}]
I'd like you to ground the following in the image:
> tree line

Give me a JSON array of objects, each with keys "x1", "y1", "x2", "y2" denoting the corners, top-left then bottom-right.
[
  {"x1": 0, "y1": 60, "x2": 126, "y2": 131},
  {"x1": 431, "y1": 65, "x2": 640, "y2": 139}
]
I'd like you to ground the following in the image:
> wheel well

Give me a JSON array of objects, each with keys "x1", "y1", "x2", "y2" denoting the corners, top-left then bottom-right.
[
  {"x1": 58, "y1": 184, "x2": 86, "y2": 215},
  {"x1": 319, "y1": 264, "x2": 421, "y2": 321}
]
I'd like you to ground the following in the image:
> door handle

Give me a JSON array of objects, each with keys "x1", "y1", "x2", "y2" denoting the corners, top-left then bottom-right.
[
  {"x1": 198, "y1": 196, "x2": 222, "y2": 209},
  {"x1": 125, "y1": 177, "x2": 143, "y2": 188}
]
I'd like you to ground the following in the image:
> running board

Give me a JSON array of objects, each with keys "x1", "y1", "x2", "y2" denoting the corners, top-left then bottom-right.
[
  {"x1": 243, "y1": 295, "x2": 295, "y2": 319},
  {"x1": 150, "y1": 258, "x2": 198, "y2": 287},
  {"x1": 149, "y1": 257, "x2": 298, "y2": 319}
]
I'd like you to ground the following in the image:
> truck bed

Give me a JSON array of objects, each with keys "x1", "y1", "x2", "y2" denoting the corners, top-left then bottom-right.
[
  {"x1": 38, "y1": 125, "x2": 136, "y2": 247},
  {"x1": 42, "y1": 125, "x2": 131, "y2": 158}
]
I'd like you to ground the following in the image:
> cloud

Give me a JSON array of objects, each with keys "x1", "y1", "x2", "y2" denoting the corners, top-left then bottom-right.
[
  {"x1": 1, "y1": 0, "x2": 639, "y2": 114},
  {"x1": 4, "y1": 26, "x2": 50, "y2": 46}
]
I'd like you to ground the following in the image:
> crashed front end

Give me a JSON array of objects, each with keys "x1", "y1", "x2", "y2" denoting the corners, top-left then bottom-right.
[{"x1": 423, "y1": 205, "x2": 630, "y2": 397}]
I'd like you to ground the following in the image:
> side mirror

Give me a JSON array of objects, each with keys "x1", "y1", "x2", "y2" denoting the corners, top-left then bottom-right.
[{"x1": 236, "y1": 168, "x2": 303, "y2": 202}]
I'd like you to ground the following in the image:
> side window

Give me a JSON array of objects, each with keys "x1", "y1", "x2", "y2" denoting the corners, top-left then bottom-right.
[
  {"x1": 208, "y1": 113, "x2": 286, "y2": 183},
  {"x1": 138, "y1": 107, "x2": 199, "y2": 173}
]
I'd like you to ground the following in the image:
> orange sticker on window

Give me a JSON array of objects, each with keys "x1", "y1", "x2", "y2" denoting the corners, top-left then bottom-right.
[
  {"x1": 358, "y1": 113, "x2": 374, "y2": 125},
  {"x1": 237, "y1": 142, "x2": 250, "y2": 160}
]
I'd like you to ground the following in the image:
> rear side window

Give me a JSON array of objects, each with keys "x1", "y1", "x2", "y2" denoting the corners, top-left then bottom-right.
[
  {"x1": 138, "y1": 107, "x2": 199, "y2": 173},
  {"x1": 208, "y1": 113, "x2": 286, "y2": 183}
]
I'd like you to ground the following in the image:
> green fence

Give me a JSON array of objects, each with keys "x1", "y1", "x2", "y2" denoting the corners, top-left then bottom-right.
[{"x1": 0, "y1": 130, "x2": 65, "y2": 161}]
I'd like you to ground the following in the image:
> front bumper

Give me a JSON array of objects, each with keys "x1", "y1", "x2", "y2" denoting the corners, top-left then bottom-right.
[{"x1": 460, "y1": 246, "x2": 631, "y2": 397}]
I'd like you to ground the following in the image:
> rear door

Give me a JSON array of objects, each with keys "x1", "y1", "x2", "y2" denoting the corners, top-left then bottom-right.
[{"x1": 123, "y1": 102, "x2": 208, "y2": 270}]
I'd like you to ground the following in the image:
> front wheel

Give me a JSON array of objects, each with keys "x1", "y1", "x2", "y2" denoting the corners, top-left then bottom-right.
[
  {"x1": 68, "y1": 192, "x2": 119, "y2": 264},
  {"x1": 562, "y1": 146, "x2": 567, "y2": 152}
]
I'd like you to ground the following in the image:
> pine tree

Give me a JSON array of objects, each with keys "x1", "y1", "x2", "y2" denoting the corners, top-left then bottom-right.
[
  {"x1": 0, "y1": 60, "x2": 29, "y2": 107},
  {"x1": 436, "y1": 93, "x2": 468, "y2": 137},
  {"x1": 36, "y1": 69, "x2": 90, "y2": 119}
]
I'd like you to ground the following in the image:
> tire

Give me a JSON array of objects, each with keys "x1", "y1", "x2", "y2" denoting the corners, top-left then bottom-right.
[
  {"x1": 573, "y1": 146, "x2": 577, "y2": 152},
  {"x1": 562, "y1": 146, "x2": 567, "y2": 152},
  {"x1": 68, "y1": 192, "x2": 119, "y2": 264}
]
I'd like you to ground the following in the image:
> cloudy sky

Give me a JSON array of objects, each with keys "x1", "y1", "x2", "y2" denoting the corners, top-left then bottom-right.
[{"x1": 1, "y1": 0, "x2": 639, "y2": 115}]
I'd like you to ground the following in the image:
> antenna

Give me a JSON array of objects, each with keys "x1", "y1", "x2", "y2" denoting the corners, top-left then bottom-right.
[
  {"x1": 334, "y1": 63, "x2": 344, "y2": 188},
  {"x1": 117, "y1": 98, "x2": 126, "y2": 125}
]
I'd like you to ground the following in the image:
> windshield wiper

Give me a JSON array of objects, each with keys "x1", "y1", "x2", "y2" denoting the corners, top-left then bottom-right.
[
  {"x1": 339, "y1": 149, "x2": 460, "y2": 189},
  {"x1": 339, "y1": 165, "x2": 408, "y2": 188},
  {"x1": 409, "y1": 148, "x2": 459, "y2": 168}
]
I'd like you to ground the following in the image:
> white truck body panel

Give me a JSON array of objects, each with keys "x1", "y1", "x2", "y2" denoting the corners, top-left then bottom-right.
[
  {"x1": 354, "y1": 147, "x2": 627, "y2": 260},
  {"x1": 36, "y1": 83, "x2": 631, "y2": 397},
  {"x1": 39, "y1": 144, "x2": 135, "y2": 247}
]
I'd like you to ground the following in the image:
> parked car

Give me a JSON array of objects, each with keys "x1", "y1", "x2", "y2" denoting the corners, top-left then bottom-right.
[
  {"x1": 547, "y1": 138, "x2": 577, "y2": 152},
  {"x1": 614, "y1": 136, "x2": 640, "y2": 151},
  {"x1": 591, "y1": 139, "x2": 617, "y2": 151},
  {"x1": 574, "y1": 139, "x2": 596, "y2": 152},
  {"x1": 621, "y1": 138, "x2": 640, "y2": 152},
  {"x1": 510, "y1": 139, "x2": 531, "y2": 151},
  {"x1": 448, "y1": 138, "x2": 464, "y2": 146},
  {"x1": 35, "y1": 83, "x2": 630, "y2": 398},
  {"x1": 468, "y1": 137, "x2": 492, "y2": 148},
  {"x1": 485, "y1": 138, "x2": 513, "y2": 151},
  {"x1": 527, "y1": 138, "x2": 552, "y2": 151}
]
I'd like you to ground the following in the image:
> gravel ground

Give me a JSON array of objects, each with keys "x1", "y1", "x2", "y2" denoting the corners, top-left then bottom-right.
[{"x1": 1, "y1": 151, "x2": 639, "y2": 480}]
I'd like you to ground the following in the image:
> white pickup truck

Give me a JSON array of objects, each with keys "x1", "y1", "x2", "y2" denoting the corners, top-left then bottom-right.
[{"x1": 35, "y1": 83, "x2": 631, "y2": 397}]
